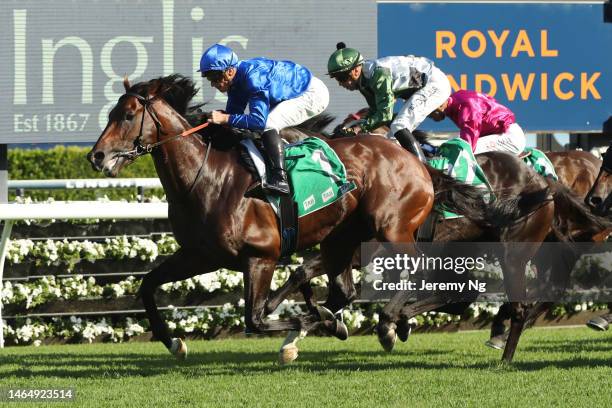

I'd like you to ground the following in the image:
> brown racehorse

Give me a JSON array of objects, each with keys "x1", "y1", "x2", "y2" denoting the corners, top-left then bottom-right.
[
  {"x1": 334, "y1": 109, "x2": 610, "y2": 355},
  {"x1": 583, "y1": 143, "x2": 612, "y2": 330},
  {"x1": 280, "y1": 109, "x2": 610, "y2": 363},
  {"x1": 486, "y1": 149, "x2": 612, "y2": 346},
  {"x1": 585, "y1": 143, "x2": 612, "y2": 217},
  {"x1": 87, "y1": 75, "x2": 518, "y2": 360},
  {"x1": 272, "y1": 124, "x2": 559, "y2": 363}
]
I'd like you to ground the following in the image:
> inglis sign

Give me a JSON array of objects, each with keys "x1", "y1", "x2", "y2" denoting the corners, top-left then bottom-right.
[{"x1": 1, "y1": 0, "x2": 376, "y2": 143}]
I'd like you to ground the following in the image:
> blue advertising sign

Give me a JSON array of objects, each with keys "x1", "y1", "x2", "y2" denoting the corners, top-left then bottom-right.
[{"x1": 378, "y1": 2, "x2": 612, "y2": 132}]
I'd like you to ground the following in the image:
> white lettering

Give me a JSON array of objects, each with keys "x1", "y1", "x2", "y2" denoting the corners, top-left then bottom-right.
[
  {"x1": 13, "y1": 9, "x2": 27, "y2": 105},
  {"x1": 42, "y1": 37, "x2": 93, "y2": 105},
  {"x1": 99, "y1": 36, "x2": 153, "y2": 129}
]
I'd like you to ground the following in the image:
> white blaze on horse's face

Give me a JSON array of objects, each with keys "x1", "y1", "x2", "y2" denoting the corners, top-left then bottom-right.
[{"x1": 87, "y1": 96, "x2": 149, "y2": 177}]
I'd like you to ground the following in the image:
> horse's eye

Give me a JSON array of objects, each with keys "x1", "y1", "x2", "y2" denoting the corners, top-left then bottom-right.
[{"x1": 125, "y1": 113, "x2": 134, "y2": 121}]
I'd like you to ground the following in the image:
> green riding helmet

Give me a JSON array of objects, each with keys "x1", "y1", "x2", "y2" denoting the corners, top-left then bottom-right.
[{"x1": 327, "y1": 42, "x2": 364, "y2": 76}]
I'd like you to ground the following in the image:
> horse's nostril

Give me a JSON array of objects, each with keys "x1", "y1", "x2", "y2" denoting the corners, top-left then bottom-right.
[
  {"x1": 94, "y1": 151, "x2": 105, "y2": 162},
  {"x1": 590, "y1": 197, "x2": 602, "y2": 207}
]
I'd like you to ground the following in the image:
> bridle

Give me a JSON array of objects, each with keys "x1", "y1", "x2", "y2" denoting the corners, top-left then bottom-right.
[
  {"x1": 116, "y1": 92, "x2": 210, "y2": 160},
  {"x1": 114, "y1": 91, "x2": 212, "y2": 197}
]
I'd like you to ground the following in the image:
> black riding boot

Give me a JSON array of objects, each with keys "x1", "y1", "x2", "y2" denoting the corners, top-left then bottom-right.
[
  {"x1": 394, "y1": 129, "x2": 427, "y2": 163},
  {"x1": 262, "y1": 129, "x2": 290, "y2": 196}
]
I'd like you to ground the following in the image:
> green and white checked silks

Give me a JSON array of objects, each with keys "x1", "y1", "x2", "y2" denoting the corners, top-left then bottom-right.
[
  {"x1": 428, "y1": 138, "x2": 493, "y2": 219},
  {"x1": 522, "y1": 147, "x2": 559, "y2": 181},
  {"x1": 282, "y1": 137, "x2": 357, "y2": 217}
]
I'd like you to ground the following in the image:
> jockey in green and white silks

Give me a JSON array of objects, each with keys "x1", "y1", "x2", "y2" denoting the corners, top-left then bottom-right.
[
  {"x1": 327, "y1": 42, "x2": 451, "y2": 163},
  {"x1": 200, "y1": 43, "x2": 330, "y2": 196}
]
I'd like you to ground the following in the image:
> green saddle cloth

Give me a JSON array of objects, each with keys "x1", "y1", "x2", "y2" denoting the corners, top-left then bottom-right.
[
  {"x1": 428, "y1": 139, "x2": 559, "y2": 219},
  {"x1": 279, "y1": 137, "x2": 356, "y2": 217},
  {"x1": 428, "y1": 138, "x2": 493, "y2": 219},
  {"x1": 522, "y1": 147, "x2": 559, "y2": 181}
]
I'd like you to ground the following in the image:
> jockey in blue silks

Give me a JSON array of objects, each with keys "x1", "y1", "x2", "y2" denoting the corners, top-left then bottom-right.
[{"x1": 199, "y1": 44, "x2": 330, "y2": 196}]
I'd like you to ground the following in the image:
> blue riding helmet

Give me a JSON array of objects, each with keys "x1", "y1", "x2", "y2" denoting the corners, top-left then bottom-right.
[{"x1": 198, "y1": 44, "x2": 239, "y2": 73}]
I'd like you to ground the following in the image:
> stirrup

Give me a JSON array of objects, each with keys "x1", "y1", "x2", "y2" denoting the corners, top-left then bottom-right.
[
  {"x1": 262, "y1": 170, "x2": 290, "y2": 196},
  {"x1": 262, "y1": 180, "x2": 290, "y2": 196}
]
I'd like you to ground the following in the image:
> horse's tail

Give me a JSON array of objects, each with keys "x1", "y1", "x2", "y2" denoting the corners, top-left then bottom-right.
[
  {"x1": 426, "y1": 166, "x2": 552, "y2": 229},
  {"x1": 548, "y1": 180, "x2": 612, "y2": 241}
]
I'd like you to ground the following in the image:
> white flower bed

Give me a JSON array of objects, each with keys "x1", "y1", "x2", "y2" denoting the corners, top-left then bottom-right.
[{"x1": 7, "y1": 234, "x2": 179, "y2": 270}]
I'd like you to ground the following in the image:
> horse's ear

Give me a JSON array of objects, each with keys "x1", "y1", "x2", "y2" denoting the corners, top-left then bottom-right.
[{"x1": 123, "y1": 75, "x2": 131, "y2": 92}]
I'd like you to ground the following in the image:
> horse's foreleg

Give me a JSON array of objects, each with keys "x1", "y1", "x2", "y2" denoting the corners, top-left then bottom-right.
[{"x1": 139, "y1": 248, "x2": 218, "y2": 357}]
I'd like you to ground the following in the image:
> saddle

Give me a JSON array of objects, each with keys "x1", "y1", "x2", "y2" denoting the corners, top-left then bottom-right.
[{"x1": 238, "y1": 137, "x2": 299, "y2": 261}]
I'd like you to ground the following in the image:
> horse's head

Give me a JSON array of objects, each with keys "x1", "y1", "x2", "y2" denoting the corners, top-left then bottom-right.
[
  {"x1": 88, "y1": 75, "x2": 198, "y2": 177},
  {"x1": 585, "y1": 168, "x2": 612, "y2": 216},
  {"x1": 585, "y1": 146, "x2": 612, "y2": 216},
  {"x1": 87, "y1": 78, "x2": 158, "y2": 176}
]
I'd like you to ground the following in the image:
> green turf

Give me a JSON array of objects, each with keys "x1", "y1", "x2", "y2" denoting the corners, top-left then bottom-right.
[{"x1": 0, "y1": 327, "x2": 610, "y2": 407}]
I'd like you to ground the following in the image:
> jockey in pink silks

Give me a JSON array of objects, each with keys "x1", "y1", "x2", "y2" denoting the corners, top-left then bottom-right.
[{"x1": 429, "y1": 89, "x2": 526, "y2": 155}]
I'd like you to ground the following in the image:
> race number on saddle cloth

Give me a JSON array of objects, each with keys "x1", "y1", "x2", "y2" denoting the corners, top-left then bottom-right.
[{"x1": 241, "y1": 137, "x2": 356, "y2": 217}]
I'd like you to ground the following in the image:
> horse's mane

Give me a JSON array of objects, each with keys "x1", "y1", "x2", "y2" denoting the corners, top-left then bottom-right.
[{"x1": 129, "y1": 74, "x2": 335, "y2": 143}]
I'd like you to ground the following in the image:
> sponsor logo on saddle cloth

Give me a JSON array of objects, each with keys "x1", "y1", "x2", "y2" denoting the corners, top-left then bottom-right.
[
  {"x1": 241, "y1": 137, "x2": 356, "y2": 217},
  {"x1": 285, "y1": 138, "x2": 357, "y2": 216},
  {"x1": 428, "y1": 138, "x2": 494, "y2": 219}
]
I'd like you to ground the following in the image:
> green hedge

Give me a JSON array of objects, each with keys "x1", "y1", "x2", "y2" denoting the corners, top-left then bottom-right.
[{"x1": 9, "y1": 146, "x2": 162, "y2": 201}]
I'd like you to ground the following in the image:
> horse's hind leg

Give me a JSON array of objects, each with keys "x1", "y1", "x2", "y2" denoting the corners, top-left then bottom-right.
[
  {"x1": 263, "y1": 255, "x2": 326, "y2": 316},
  {"x1": 139, "y1": 247, "x2": 219, "y2": 358}
]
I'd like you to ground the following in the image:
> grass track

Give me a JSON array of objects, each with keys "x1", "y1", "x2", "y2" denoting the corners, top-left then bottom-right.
[{"x1": 0, "y1": 327, "x2": 610, "y2": 407}]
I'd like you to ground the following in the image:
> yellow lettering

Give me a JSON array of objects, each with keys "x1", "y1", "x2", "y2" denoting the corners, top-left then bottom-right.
[
  {"x1": 487, "y1": 30, "x2": 510, "y2": 58},
  {"x1": 475, "y1": 74, "x2": 497, "y2": 96},
  {"x1": 541, "y1": 30, "x2": 558, "y2": 57},
  {"x1": 461, "y1": 30, "x2": 487, "y2": 58},
  {"x1": 501, "y1": 73, "x2": 535, "y2": 101},
  {"x1": 581, "y1": 72, "x2": 601, "y2": 99},
  {"x1": 511, "y1": 30, "x2": 535, "y2": 57},
  {"x1": 553, "y1": 73, "x2": 574, "y2": 100},
  {"x1": 436, "y1": 31, "x2": 457, "y2": 58},
  {"x1": 541, "y1": 73, "x2": 548, "y2": 100},
  {"x1": 447, "y1": 74, "x2": 467, "y2": 92}
]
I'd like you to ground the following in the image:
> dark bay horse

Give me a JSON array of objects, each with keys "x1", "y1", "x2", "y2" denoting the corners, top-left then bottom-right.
[
  {"x1": 335, "y1": 110, "x2": 610, "y2": 358},
  {"x1": 272, "y1": 140, "x2": 556, "y2": 363},
  {"x1": 487, "y1": 148, "x2": 612, "y2": 344},
  {"x1": 87, "y1": 75, "x2": 512, "y2": 360},
  {"x1": 585, "y1": 143, "x2": 612, "y2": 217}
]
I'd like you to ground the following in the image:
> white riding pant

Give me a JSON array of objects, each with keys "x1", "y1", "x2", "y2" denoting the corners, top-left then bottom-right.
[
  {"x1": 389, "y1": 67, "x2": 452, "y2": 135},
  {"x1": 265, "y1": 76, "x2": 330, "y2": 131},
  {"x1": 473, "y1": 123, "x2": 526, "y2": 155}
]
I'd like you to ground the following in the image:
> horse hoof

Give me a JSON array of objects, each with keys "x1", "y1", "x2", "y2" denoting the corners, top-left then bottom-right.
[
  {"x1": 279, "y1": 345, "x2": 299, "y2": 365},
  {"x1": 485, "y1": 335, "x2": 506, "y2": 350},
  {"x1": 586, "y1": 316, "x2": 609, "y2": 331},
  {"x1": 316, "y1": 305, "x2": 335, "y2": 322},
  {"x1": 397, "y1": 320, "x2": 412, "y2": 342},
  {"x1": 334, "y1": 319, "x2": 349, "y2": 341},
  {"x1": 169, "y1": 338, "x2": 188, "y2": 360},
  {"x1": 377, "y1": 323, "x2": 397, "y2": 352}
]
